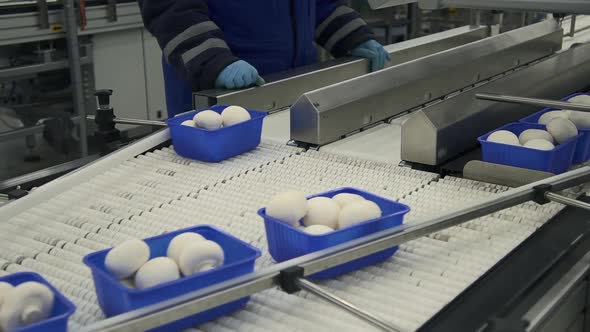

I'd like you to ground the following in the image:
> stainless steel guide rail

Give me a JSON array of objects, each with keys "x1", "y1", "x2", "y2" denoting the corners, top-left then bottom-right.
[
  {"x1": 290, "y1": 20, "x2": 561, "y2": 146},
  {"x1": 476, "y1": 93, "x2": 590, "y2": 113},
  {"x1": 82, "y1": 167, "x2": 590, "y2": 332},
  {"x1": 192, "y1": 25, "x2": 488, "y2": 111}
]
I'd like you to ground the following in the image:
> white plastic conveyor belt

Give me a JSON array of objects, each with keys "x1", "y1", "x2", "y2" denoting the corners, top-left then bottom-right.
[{"x1": 0, "y1": 139, "x2": 572, "y2": 331}]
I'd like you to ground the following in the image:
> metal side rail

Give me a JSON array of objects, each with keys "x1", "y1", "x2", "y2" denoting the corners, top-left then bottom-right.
[
  {"x1": 82, "y1": 167, "x2": 590, "y2": 332},
  {"x1": 290, "y1": 20, "x2": 562, "y2": 146},
  {"x1": 193, "y1": 25, "x2": 488, "y2": 111}
]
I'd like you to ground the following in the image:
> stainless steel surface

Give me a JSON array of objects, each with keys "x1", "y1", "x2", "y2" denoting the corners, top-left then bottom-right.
[
  {"x1": 524, "y1": 252, "x2": 590, "y2": 331},
  {"x1": 463, "y1": 160, "x2": 553, "y2": 187},
  {"x1": 545, "y1": 192, "x2": 590, "y2": 211},
  {"x1": 82, "y1": 167, "x2": 590, "y2": 332},
  {"x1": 401, "y1": 42, "x2": 590, "y2": 166},
  {"x1": 476, "y1": 93, "x2": 590, "y2": 112},
  {"x1": 291, "y1": 21, "x2": 561, "y2": 146},
  {"x1": 193, "y1": 25, "x2": 489, "y2": 111},
  {"x1": 63, "y1": 0, "x2": 87, "y2": 157},
  {"x1": 36, "y1": 0, "x2": 49, "y2": 29},
  {"x1": 569, "y1": 15, "x2": 577, "y2": 37},
  {"x1": 86, "y1": 115, "x2": 167, "y2": 127},
  {"x1": 367, "y1": 0, "x2": 417, "y2": 9},
  {"x1": 0, "y1": 155, "x2": 98, "y2": 191},
  {"x1": 418, "y1": 0, "x2": 590, "y2": 14},
  {"x1": 295, "y1": 278, "x2": 402, "y2": 332},
  {"x1": 0, "y1": 55, "x2": 93, "y2": 79},
  {"x1": 0, "y1": 2, "x2": 143, "y2": 46}
]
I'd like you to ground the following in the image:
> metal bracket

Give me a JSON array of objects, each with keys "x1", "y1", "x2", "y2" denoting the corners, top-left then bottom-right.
[
  {"x1": 7, "y1": 188, "x2": 29, "y2": 200},
  {"x1": 37, "y1": 0, "x2": 50, "y2": 29},
  {"x1": 476, "y1": 93, "x2": 590, "y2": 112},
  {"x1": 533, "y1": 184, "x2": 553, "y2": 205},
  {"x1": 107, "y1": 0, "x2": 118, "y2": 22},
  {"x1": 278, "y1": 266, "x2": 304, "y2": 294}
]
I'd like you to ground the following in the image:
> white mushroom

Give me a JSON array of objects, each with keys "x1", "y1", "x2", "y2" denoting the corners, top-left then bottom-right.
[
  {"x1": 518, "y1": 129, "x2": 554, "y2": 145},
  {"x1": 178, "y1": 240, "x2": 225, "y2": 276},
  {"x1": 266, "y1": 191, "x2": 308, "y2": 226},
  {"x1": 167, "y1": 232, "x2": 206, "y2": 265},
  {"x1": 523, "y1": 139, "x2": 555, "y2": 151},
  {"x1": 303, "y1": 225, "x2": 334, "y2": 235},
  {"x1": 547, "y1": 118, "x2": 578, "y2": 144},
  {"x1": 0, "y1": 282, "x2": 14, "y2": 308},
  {"x1": 105, "y1": 239, "x2": 150, "y2": 279},
  {"x1": 221, "y1": 106, "x2": 251, "y2": 127},
  {"x1": 568, "y1": 95, "x2": 590, "y2": 104},
  {"x1": 181, "y1": 120, "x2": 197, "y2": 127},
  {"x1": 487, "y1": 130, "x2": 520, "y2": 146},
  {"x1": 567, "y1": 111, "x2": 590, "y2": 129},
  {"x1": 338, "y1": 200, "x2": 382, "y2": 229},
  {"x1": 303, "y1": 197, "x2": 341, "y2": 229},
  {"x1": 332, "y1": 193, "x2": 365, "y2": 207},
  {"x1": 134, "y1": 257, "x2": 180, "y2": 289},
  {"x1": 193, "y1": 110, "x2": 223, "y2": 130},
  {"x1": 538, "y1": 110, "x2": 569, "y2": 125},
  {"x1": 0, "y1": 282, "x2": 54, "y2": 332}
]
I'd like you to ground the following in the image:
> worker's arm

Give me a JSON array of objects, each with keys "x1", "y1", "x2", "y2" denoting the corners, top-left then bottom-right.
[
  {"x1": 315, "y1": 1, "x2": 375, "y2": 57},
  {"x1": 138, "y1": 0, "x2": 262, "y2": 90},
  {"x1": 315, "y1": 1, "x2": 389, "y2": 71}
]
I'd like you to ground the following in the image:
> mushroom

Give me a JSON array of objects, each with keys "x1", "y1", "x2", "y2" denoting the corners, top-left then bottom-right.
[
  {"x1": 266, "y1": 191, "x2": 308, "y2": 226},
  {"x1": 338, "y1": 200, "x2": 382, "y2": 229},
  {"x1": 332, "y1": 193, "x2": 365, "y2": 207},
  {"x1": 167, "y1": 232, "x2": 206, "y2": 265},
  {"x1": 303, "y1": 197, "x2": 340, "y2": 229},
  {"x1": 178, "y1": 240, "x2": 225, "y2": 276},
  {"x1": 303, "y1": 225, "x2": 334, "y2": 235},
  {"x1": 0, "y1": 282, "x2": 14, "y2": 308},
  {"x1": 221, "y1": 106, "x2": 251, "y2": 127},
  {"x1": 105, "y1": 239, "x2": 150, "y2": 279},
  {"x1": 193, "y1": 110, "x2": 223, "y2": 130},
  {"x1": 0, "y1": 282, "x2": 54, "y2": 332},
  {"x1": 134, "y1": 257, "x2": 180, "y2": 289}
]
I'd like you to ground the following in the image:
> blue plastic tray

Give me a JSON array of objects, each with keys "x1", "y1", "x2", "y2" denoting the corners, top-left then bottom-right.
[
  {"x1": 520, "y1": 93, "x2": 590, "y2": 163},
  {"x1": 83, "y1": 226, "x2": 261, "y2": 331},
  {"x1": 259, "y1": 187, "x2": 410, "y2": 279},
  {"x1": 0, "y1": 272, "x2": 75, "y2": 332},
  {"x1": 166, "y1": 105, "x2": 266, "y2": 162},
  {"x1": 478, "y1": 122, "x2": 578, "y2": 174}
]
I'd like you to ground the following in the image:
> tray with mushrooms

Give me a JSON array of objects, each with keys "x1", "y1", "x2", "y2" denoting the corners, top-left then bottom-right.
[
  {"x1": 479, "y1": 122, "x2": 580, "y2": 174},
  {"x1": 0, "y1": 272, "x2": 75, "y2": 332},
  {"x1": 258, "y1": 187, "x2": 410, "y2": 279},
  {"x1": 166, "y1": 105, "x2": 267, "y2": 162},
  {"x1": 520, "y1": 92, "x2": 590, "y2": 163},
  {"x1": 83, "y1": 225, "x2": 261, "y2": 331}
]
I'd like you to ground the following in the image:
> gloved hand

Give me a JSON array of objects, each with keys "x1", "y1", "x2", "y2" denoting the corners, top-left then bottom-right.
[
  {"x1": 215, "y1": 60, "x2": 265, "y2": 90},
  {"x1": 351, "y1": 40, "x2": 391, "y2": 72}
]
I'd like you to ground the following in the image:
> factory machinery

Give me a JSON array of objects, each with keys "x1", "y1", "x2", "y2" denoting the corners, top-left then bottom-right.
[{"x1": 6, "y1": 3, "x2": 590, "y2": 331}]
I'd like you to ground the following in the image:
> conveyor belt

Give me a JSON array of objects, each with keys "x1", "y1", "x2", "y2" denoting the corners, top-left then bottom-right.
[{"x1": 0, "y1": 140, "x2": 570, "y2": 331}]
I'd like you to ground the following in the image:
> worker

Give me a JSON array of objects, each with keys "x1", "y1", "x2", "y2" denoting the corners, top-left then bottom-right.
[{"x1": 139, "y1": 1, "x2": 390, "y2": 117}]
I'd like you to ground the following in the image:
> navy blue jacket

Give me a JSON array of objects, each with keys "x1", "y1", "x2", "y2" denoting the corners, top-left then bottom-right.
[{"x1": 139, "y1": 0, "x2": 374, "y2": 90}]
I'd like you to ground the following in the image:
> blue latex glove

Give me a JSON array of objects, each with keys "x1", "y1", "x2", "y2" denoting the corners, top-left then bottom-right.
[
  {"x1": 215, "y1": 60, "x2": 265, "y2": 90},
  {"x1": 350, "y1": 40, "x2": 391, "y2": 72}
]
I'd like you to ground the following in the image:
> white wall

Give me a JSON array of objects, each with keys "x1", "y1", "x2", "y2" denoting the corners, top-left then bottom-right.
[{"x1": 92, "y1": 28, "x2": 167, "y2": 122}]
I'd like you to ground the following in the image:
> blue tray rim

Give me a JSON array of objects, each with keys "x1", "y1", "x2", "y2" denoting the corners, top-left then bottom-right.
[
  {"x1": 83, "y1": 225, "x2": 261, "y2": 295},
  {"x1": 258, "y1": 187, "x2": 411, "y2": 238},
  {"x1": 0, "y1": 272, "x2": 76, "y2": 330}
]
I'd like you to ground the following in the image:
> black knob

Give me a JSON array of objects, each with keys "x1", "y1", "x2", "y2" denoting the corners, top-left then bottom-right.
[{"x1": 94, "y1": 89, "x2": 113, "y2": 107}]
